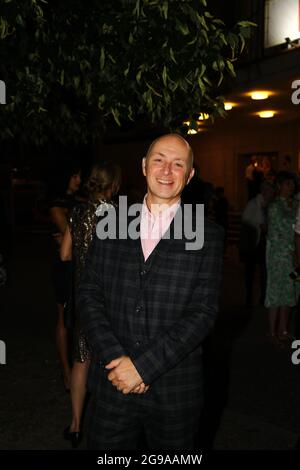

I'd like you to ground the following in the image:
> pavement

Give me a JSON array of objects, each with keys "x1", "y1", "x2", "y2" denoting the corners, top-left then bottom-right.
[{"x1": 1, "y1": 232, "x2": 300, "y2": 450}]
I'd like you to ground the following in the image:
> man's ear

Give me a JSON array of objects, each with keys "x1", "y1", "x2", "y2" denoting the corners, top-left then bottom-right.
[
  {"x1": 186, "y1": 167, "x2": 195, "y2": 185},
  {"x1": 142, "y1": 157, "x2": 147, "y2": 177}
]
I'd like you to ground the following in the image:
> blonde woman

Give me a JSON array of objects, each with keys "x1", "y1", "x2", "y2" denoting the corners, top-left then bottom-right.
[{"x1": 60, "y1": 161, "x2": 121, "y2": 448}]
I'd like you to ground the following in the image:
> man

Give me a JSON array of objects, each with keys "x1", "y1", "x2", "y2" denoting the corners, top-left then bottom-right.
[{"x1": 78, "y1": 134, "x2": 224, "y2": 449}]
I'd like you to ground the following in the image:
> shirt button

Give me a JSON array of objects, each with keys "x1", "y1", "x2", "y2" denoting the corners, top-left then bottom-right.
[
  {"x1": 136, "y1": 306, "x2": 141, "y2": 313},
  {"x1": 135, "y1": 341, "x2": 140, "y2": 347}
]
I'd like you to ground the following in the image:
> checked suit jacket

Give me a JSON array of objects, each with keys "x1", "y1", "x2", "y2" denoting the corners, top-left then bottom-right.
[{"x1": 78, "y1": 206, "x2": 224, "y2": 410}]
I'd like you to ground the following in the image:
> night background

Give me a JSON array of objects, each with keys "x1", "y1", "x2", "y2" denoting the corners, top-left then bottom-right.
[{"x1": 1, "y1": 0, "x2": 300, "y2": 457}]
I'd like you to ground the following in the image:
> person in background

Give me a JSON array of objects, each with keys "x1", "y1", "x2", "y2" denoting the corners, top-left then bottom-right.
[
  {"x1": 49, "y1": 164, "x2": 81, "y2": 391},
  {"x1": 213, "y1": 187, "x2": 229, "y2": 242},
  {"x1": 60, "y1": 161, "x2": 121, "y2": 448},
  {"x1": 239, "y1": 181, "x2": 275, "y2": 307},
  {"x1": 265, "y1": 171, "x2": 299, "y2": 344},
  {"x1": 245, "y1": 156, "x2": 263, "y2": 200}
]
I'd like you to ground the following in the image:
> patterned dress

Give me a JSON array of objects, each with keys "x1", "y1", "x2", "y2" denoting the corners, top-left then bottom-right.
[
  {"x1": 265, "y1": 196, "x2": 299, "y2": 308},
  {"x1": 70, "y1": 199, "x2": 112, "y2": 362}
]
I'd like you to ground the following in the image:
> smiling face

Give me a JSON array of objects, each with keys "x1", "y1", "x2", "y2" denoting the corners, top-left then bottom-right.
[{"x1": 142, "y1": 135, "x2": 194, "y2": 208}]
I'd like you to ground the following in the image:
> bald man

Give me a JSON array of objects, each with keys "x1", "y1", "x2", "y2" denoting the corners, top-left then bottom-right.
[{"x1": 79, "y1": 134, "x2": 224, "y2": 450}]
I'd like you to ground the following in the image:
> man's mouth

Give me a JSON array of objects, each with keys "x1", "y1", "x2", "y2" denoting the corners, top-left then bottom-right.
[{"x1": 157, "y1": 179, "x2": 173, "y2": 185}]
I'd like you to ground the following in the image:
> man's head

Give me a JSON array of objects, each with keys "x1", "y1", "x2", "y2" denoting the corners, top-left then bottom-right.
[{"x1": 142, "y1": 133, "x2": 195, "y2": 207}]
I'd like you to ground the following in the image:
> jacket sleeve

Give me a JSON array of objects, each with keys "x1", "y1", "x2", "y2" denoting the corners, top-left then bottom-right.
[
  {"x1": 77, "y1": 236, "x2": 126, "y2": 364},
  {"x1": 133, "y1": 226, "x2": 224, "y2": 385}
]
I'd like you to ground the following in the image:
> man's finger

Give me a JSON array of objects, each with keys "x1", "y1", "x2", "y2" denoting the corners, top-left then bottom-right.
[{"x1": 105, "y1": 357, "x2": 123, "y2": 370}]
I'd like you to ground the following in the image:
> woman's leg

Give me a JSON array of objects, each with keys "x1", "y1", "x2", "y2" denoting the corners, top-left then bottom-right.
[
  {"x1": 268, "y1": 307, "x2": 278, "y2": 336},
  {"x1": 70, "y1": 359, "x2": 91, "y2": 432},
  {"x1": 56, "y1": 303, "x2": 71, "y2": 390},
  {"x1": 278, "y1": 306, "x2": 290, "y2": 338}
]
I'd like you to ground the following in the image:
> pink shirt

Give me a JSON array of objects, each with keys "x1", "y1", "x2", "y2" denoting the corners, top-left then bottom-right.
[{"x1": 140, "y1": 196, "x2": 180, "y2": 261}]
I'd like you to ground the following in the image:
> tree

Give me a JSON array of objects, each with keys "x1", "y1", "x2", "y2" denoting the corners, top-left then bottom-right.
[{"x1": 0, "y1": 0, "x2": 254, "y2": 146}]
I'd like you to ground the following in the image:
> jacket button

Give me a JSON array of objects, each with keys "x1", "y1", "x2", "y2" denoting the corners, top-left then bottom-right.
[{"x1": 140, "y1": 270, "x2": 147, "y2": 275}]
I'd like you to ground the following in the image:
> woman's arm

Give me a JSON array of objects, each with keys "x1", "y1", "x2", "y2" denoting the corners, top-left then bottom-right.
[
  {"x1": 50, "y1": 206, "x2": 68, "y2": 245},
  {"x1": 60, "y1": 225, "x2": 72, "y2": 261},
  {"x1": 50, "y1": 206, "x2": 68, "y2": 234}
]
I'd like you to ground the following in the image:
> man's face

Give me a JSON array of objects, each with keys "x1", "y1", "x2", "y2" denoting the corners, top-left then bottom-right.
[{"x1": 142, "y1": 135, "x2": 194, "y2": 206}]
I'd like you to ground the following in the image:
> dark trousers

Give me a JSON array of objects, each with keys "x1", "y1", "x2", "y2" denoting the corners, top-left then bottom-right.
[
  {"x1": 244, "y1": 257, "x2": 266, "y2": 306},
  {"x1": 243, "y1": 238, "x2": 266, "y2": 306},
  {"x1": 86, "y1": 392, "x2": 201, "y2": 450}
]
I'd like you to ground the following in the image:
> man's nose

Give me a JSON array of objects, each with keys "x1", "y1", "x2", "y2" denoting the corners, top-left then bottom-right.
[{"x1": 163, "y1": 162, "x2": 171, "y2": 174}]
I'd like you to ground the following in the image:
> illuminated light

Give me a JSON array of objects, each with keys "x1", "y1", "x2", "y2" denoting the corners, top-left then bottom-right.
[
  {"x1": 183, "y1": 120, "x2": 190, "y2": 126},
  {"x1": 251, "y1": 91, "x2": 270, "y2": 100},
  {"x1": 224, "y1": 102, "x2": 235, "y2": 110},
  {"x1": 187, "y1": 129, "x2": 197, "y2": 135},
  {"x1": 258, "y1": 110, "x2": 275, "y2": 118},
  {"x1": 198, "y1": 113, "x2": 209, "y2": 120}
]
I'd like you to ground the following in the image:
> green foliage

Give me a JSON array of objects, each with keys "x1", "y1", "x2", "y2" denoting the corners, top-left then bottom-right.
[{"x1": 0, "y1": 0, "x2": 254, "y2": 145}]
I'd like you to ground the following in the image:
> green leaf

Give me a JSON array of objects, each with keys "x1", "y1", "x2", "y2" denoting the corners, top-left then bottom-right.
[
  {"x1": 226, "y1": 60, "x2": 236, "y2": 77},
  {"x1": 199, "y1": 63, "x2": 206, "y2": 78},
  {"x1": 161, "y1": 1, "x2": 168, "y2": 20},
  {"x1": 124, "y1": 63, "x2": 131, "y2": 77},
  {"x1": 237, "y1": 21, "x2": 257, "y2": 28},
  {"x1": 169, "y1": 47, "x2": 177, "y2": 64},
  {"x1": 136, "y1": 69, "x2": 142, "y2": 84},
  {"x1": 197, "y1": 77, "x2": 206, "y2": 96},
  {"x1": 203, "y1": 76, "x2": 212, "y2": 86},
  {"x1": 100, "y1": 47, "x2": 105, "y2": 70},
  {"x1": 98, "y1": 94, "x2": 105, "y2": 109},
  {"x1": 196, "y1": 13, "x2": 208, "y2": 31},
  {"x1": 176, "y1": 21, "x2": 189, "y2": 35},
  {"x1": 146, "y1": 82, "x2": 162, "y2": 97},
  {"x1": 239, "y1": 33, "x2": 245, "y2": 54},
  {"x1": 217, "y1": 72, "x2": 223, "y2": 87},
  {"x1": 128, "y1": 105, "x2": 134, "y2": 121},
  {"x1": 111, "y1": 108, "x2": 121, "y2": 126},
  {"x1": 133, "y1": 0, "x2": 140, "y2": 18},
  {"x1": 162, "y1": 66, "x2": 167, "y2": 86},
  {"x1": 108, "y1": 54, "x2": 116, "y2": 64}
]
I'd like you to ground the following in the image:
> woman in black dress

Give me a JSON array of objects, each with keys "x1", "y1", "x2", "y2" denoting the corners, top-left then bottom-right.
[{"x1": 49, "y1": 165, "x2": 81, "y2": 391}]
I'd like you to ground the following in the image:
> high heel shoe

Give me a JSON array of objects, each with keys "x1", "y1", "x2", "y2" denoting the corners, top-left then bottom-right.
[{"x1": 63, "y1": 426, "x2": 83, "y2": 449}]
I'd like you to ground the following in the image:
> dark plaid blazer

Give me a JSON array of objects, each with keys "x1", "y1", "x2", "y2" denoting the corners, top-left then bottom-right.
[{"x1": 78, "y1": 208, "x2": 224, "y2": 409}]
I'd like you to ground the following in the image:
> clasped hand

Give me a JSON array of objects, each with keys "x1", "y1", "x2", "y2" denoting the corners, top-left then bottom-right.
[{"x1": 106, "y1": 356, "x2": 149, "y2": 395}]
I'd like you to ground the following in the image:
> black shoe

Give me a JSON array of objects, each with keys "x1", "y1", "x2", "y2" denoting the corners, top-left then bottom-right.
[{"x1": 63, "y1": 426, "x2": 83, "y2": 449}]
